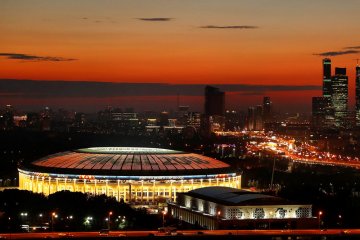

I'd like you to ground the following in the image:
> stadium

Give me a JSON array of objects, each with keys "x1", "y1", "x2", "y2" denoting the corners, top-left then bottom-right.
[{"x1": 18, "y1": 147, "x2": 241, "y2": 205}]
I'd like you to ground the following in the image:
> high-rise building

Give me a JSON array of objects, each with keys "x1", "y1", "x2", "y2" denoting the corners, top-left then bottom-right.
[
  {"x1": 331, "y1": 67, "x2": 348, "y2": 128},
  {"x1": 187, "y1": 112, "x2": 201, "y2": 129},
  {"x1": 312, "y1": 97, "x2": 332, "y2": 130},
  {"x1": 263, "y1": 96, "x2": 272, "y2": 122},
  {"x1": 203, "y1": 86, "x2": 225, "y2": 135},
  {"x1": 159, "y1": 111, "x2": 169, "y2": 126},
  {"x1": 177, "y1": 105, "x2": 190, "y2": 126},
  {"x1": 0, "y1": 104, "x2": 15, "y2": 130},
  {"x1": 246, "y1": 105, "x2": 263, "y2": 131},
  {"x1": 205, "y1": 86, "x2": 225, "y2": 117},
  {"x1": 247, "y1": 107, "x2": 255, "y2": 131},
  {"x1": 40, "y1": 106, "x2": 52, "y2": 131},
  {"x1": 356, "y1": 65, "x2": 360, "y2": 127},
  {"x1": 254, "y1": 105, "x2": 264, "y2": 131},
  {"x1": 225, "y1": 110, "x2": 242, "y2": 131},
  {"x1": 323, "y1": 58, "x2": 332, "y2": 97}
]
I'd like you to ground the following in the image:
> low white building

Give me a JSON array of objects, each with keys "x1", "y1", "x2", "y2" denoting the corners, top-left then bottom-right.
[{"x1": 169, "y1": 186, "x2": 316, "y2": 230}]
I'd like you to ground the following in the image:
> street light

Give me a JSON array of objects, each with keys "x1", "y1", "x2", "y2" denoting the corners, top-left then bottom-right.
[
  {"x1": 338, "y1": 214, "x2": 342, "y2": 228},
  {"x1": 108, "y1": 211, "x2": 113, "y2": 230},
  {"x1": 51, "y1": 212, "x2": 56, "y2": 232},
  {"x1": 20, "y1": 212, "x2": 28, "y2": 225},
  {"x1": 162, "y1": 210, "x2": 166, "y2": 228},
  {"x1": 270, "y1": 157, "x2": 276, "y2": 191},
  {"x1": 318, "y1": 211, "x2": 323, "y2": 229}
]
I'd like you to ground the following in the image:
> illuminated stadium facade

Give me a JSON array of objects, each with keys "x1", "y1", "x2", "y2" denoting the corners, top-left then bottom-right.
[{"x1": 19, "y1": 147, "x2": 241, "y2": 205}]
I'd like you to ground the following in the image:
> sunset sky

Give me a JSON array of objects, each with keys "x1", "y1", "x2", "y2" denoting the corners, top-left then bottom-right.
[{"x1": 1, "y1": 0, "x2": 360, "y2": 112}]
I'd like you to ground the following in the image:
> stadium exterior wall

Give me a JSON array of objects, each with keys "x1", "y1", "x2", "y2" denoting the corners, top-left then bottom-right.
[{"x1": 18, "y1": 147, "x2": 241, "y2": 205}]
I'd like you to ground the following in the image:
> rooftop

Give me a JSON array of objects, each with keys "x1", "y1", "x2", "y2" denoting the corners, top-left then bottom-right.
[{"x1": 184, "y1": 187, "x2": 294, "y2": 206}]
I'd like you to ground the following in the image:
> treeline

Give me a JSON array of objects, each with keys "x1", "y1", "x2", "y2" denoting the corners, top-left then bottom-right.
[{"x1": 0, "y1": 189, "x2": 159, "y2": 232}]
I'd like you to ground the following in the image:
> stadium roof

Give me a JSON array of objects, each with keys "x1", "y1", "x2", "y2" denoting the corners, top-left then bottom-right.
[
  {"x1": 185, "y1": 187, "x2": 294, "y2": 206},
  {"x1": 22, "y1": 147, "x2": 235, "y2": 177}
]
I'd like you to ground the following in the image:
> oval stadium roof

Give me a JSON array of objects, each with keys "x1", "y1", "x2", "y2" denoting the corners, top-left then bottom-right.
[{"x1": 23, "y1": 147, "x2": 234, "y2": 176}]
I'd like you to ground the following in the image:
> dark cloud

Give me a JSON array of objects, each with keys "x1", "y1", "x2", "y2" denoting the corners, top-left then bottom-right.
[
  {"x1": 238, "y1": 91, "x2": 265, "y2": 96},
  {"x1": 199, "y1": 25, "x2": 258, "y2": 29},
  {"x1": 313, "y1": 50, "x2": 359, "y2": 57},
  {"x1": 81, "y1": 17, "x2": 117, "y2": 24},
  {"x1": 0, "y1": 53, "x2": 77, "y2": 62},
  {"x1": 344, "y1": 46, "x2": 360, "y2": 49},
  {"x1": 137, "y1": 18, "x2": 172, "y2": 22},
  {"x1": 0, "y1": 79, "x2": 320, "y2": 99}
]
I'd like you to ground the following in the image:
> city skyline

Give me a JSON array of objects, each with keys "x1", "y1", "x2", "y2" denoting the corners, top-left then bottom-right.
[
  {"x1": 1, "y1": 0, "x2": 360, "y2": 112},
  {"x1": 2, "y1": 1, "x2": 360, "y2": 235}
]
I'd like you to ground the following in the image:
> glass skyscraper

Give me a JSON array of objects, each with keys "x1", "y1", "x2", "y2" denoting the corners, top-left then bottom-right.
[
  {"x1": 323, "y1": 58, "x2": 332, "y2": 97},
  {"x1": 331, "y1": 67, "x2": 348, "y2": 128},
  {"x1": 356, "y1": 65, "x2": 360, "y2": 127}
]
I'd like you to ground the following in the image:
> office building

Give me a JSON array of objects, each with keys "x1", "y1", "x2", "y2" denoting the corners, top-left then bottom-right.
[
  {"x1": 331, "y1": 68, "x2": 348, "y2": 128},
  {"x1": 323, "y1": 58, "x2": 332, "y2": 97},
  {"x1": 254, "y1": 105, "x2": 264, "y2": 131},
  {"x1": 263, "y1": 97, "x2": 272, "y2": 122},
  {"x1": 312, "y1": 97, "x2": 332, "y2": 130},
  {"x1": 205, "y1": 86, "x2": 225, "y2": 117},
  {"x1": 246, "y1": 106, "x2": 263, "y2": 131},
  {"x1": 203, "y1": 86, "x2": 225, "y2": 135},
  {"x1": 356, "y1": 65, "x2": 360, "y2": 127},
  {"x1": 247, "y1": 107, "x2": 255, "y2": 131}
]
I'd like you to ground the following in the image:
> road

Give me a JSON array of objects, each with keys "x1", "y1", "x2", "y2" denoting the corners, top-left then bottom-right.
[
  {"x1": 0, "y1": 229, "x2": 359, "y2": 239},
  {"x1": 247, "y1": 133, "x2": 360, "y2": 169}
]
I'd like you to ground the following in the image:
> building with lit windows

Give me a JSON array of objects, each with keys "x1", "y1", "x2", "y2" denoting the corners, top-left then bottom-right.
[
  {"x1": 169, "y1": 187, "x2": 315, "y2": 230},
  {"x1": 263, "y1": 97, "x2": 272, "y2": 123},
  {"x1": 18, "y1": 147, "x2": 241, "y2": 205},
  {"x1": 356, "y1": 65, "x2": 360, "y2": 127},
  {"x1": 323, "y1": 58, "x2": 332, "y2": 98},
  {"x1": 312, "y1": 97, "x2": 333, "y2": 130},
  {"x1": 202, "y1": 86, "x2": 225, "y2": 136},
  {"x1": 254, "y1": 105, "x2": 264, "y2": 131},
  {"x1": 246, "y1": 106, "x2": 263, "y2": 131},
  {"x1": 331, "y1": 67, "x2": 348, "y2": 128}
]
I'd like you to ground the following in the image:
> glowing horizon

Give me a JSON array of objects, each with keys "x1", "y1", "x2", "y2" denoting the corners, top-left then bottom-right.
[{"x1": 1, "y1": 0, "x2": 360, "y2": 112}]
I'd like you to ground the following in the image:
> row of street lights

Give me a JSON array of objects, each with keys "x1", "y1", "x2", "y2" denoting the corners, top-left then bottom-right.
[
  {"x1": 318, "y1": 211, "x2": 343, "y2": 229},
  {"x1": 11, "y1": 211, "x2": 131, "y2": 232}
]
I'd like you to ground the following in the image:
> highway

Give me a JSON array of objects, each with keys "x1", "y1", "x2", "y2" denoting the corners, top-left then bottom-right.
[
  {"x1": 0, "y1": 229, "x2": 359, "y2": 239},
  {"x1": 247, "y1": 132, "x2": 360, "y2": 169}
]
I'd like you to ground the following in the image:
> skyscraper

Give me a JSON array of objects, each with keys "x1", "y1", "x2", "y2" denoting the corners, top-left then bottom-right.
[
  {"x1": 323, "y1": 58, "x2": 332, "y2": 97},
  {"x1": 254, "y1": 105, "x2": 264, "y2": 131},
  {"x1": 246, "y1": 106, "x2": 263, "y2": 131},
  {"x1": 202, "y1": 86, "x2": 225, "y2": 135},
  {"x1": 312, "y1": 97, "x2": 332, "y2": 130},
  {"x1": 356, "y1": 65, "x2": 360, "y2": 127},
  {"x1": 263, "y1": 96, "x2": 272, "y2": 122},
  {"x1": 204, "y1": 86, "x2": 225, "y2": 116},
  {"x1": 331, "y1": 67, "x2": 348, "y2": 128},
  {"x1": 247, "y1": 107, "x2": 255, "y2": 131}
]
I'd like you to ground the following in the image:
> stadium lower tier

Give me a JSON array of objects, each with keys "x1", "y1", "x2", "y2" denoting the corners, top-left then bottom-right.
[{"x1": 19, "y1": 171, "x2": 241, "y2": 204}]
